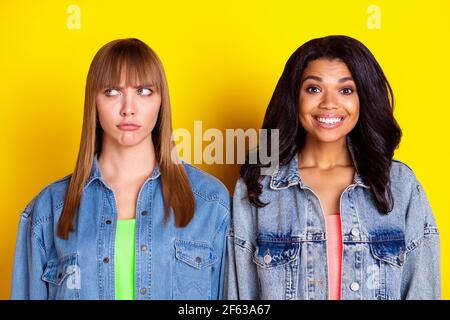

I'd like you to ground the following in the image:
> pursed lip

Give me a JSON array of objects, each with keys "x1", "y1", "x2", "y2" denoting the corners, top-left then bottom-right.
[{"x1": 117, "y1": 122, "x2": 141, "y2": 131}]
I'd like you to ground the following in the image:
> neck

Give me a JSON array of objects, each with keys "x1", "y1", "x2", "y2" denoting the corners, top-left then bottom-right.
[
  {"x1": 298, "y1": 136, "x2": 353, "y2": 170},
  {"x1": 98, "y1": 138, "x2": 157, "y2": 183}
]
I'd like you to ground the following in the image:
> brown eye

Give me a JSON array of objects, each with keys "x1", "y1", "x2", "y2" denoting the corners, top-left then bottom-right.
[
  {"x1": 306, "y1": 86, "x2": 321, "y2": 93},
  {"x1": 340, "y1": 88, "x2": 354, "y2": 95}
]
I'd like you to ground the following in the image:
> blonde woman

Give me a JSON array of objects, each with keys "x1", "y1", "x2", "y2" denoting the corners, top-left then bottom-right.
[{"x1": 11, "y1": 38, "x2": 230, "y2": 300}]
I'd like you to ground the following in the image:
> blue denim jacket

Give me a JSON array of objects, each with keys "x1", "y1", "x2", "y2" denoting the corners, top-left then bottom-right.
[
  {"x1": 11, "y1": 157, "x2": 230, "y2": 300},
  {"x1": 226, "y1": 152, "x2": 441, "y2": 300}
]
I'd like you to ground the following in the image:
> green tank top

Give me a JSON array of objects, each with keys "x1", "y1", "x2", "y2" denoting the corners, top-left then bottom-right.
[{"x1": 115, "y1": 219, "x2": 136, "y2": 300}]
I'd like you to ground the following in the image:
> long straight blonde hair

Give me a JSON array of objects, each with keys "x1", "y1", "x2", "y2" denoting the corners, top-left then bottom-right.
[{"x1": 58, "y1": 38, "x2": 195, "y2": 239}]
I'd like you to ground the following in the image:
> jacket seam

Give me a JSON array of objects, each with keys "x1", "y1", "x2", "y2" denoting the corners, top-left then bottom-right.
[
  {"x1": 406, "y1": 227, "x2": 439, "y2": 254},
  {"x1": 30, "y1": 224, "x2": 47, "y2": 258},
  {"x1": 192, "y1": 188, "x2": 230, "y2": 212},
  {"x1": 231, "y1": 234, "x2": 254, "y2": 253},
  {"x1": 30, "y1": 217, "x2": 51, "y2": 229},
  {"x1": 212, "y1": 211, "x2": 230, "y2": 246}
]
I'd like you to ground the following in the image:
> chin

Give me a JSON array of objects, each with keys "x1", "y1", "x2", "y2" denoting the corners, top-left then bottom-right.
[
  {"x1": 314, "y1": 134, "x2": 346, "y2": 144},
  {"x1": 116, "y1": 139, "x2": 142, "y2": 147}
]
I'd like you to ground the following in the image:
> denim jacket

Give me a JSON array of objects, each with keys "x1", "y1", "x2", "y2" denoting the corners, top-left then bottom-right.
[
  {"x1": 11, "y1": 157, "x2": 230, "y2": 300},
  {"x1": 226, "y1": 152, "x2": 441, "y2": 300}
]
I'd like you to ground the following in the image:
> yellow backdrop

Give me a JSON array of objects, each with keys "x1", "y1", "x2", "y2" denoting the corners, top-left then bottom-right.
[{"x1": 1, "y1": 0, "x2": 449, "y2": 299}]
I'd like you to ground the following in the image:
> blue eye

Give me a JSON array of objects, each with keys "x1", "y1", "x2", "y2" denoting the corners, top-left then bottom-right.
[
  {"x1": 306, "y1": 86, "x2": 321, "y2": 93},
  {"x1": 104, "y1": 88, "x2": 120, "y2": 97},
  {"x1": 138, "y1": 87, "x2": 152, "y2": 96},
  {"x1": 340, "y1": 88, "x2": 354, "y2": 95}
]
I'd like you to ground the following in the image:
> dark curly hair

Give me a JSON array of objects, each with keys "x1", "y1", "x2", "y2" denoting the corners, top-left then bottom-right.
[{"x1": 241, "y1": 35, "x2": 402, "y2": 213}]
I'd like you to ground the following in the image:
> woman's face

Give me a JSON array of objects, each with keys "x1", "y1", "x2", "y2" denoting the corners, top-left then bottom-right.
[
  {"x1": 299, "y1": 58, "x2": 359, "y2": 144},
  {"x1": 96, "y1": 76, "x2": 161, "y2": 148}
]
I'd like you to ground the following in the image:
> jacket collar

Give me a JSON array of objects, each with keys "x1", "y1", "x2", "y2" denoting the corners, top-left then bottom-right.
[
  {"x1": 84, "y1": 154, "x2": 161, "y2": 189},
  {"x1": 269, "y1": 137, "x2": 369, "y2": 190}
]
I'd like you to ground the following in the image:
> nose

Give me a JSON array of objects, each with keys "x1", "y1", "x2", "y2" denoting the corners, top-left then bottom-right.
[
  {"x1": 319, "y1": 90, "x2": 338, "y2": 110},
  {"x1": 120, "y1": 90, "x2": 136, "y2": 116}
]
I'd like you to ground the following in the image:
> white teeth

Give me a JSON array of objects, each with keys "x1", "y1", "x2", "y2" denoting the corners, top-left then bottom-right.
[{"x1": 317, "y1": 117, "x2": 343, "y2": 124}]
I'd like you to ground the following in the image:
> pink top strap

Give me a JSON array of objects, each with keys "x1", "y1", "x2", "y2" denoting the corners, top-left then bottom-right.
[{"x1": 325, "y1": 214, "x2": 342, "y2": 300}]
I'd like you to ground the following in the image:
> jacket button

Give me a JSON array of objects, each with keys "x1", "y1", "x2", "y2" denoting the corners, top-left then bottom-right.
[
  {"x1": 106, "y1": 220, "x2": 112, "y2": 225},
  {"x1": 103, "y1": 257, "x2": 110, "y2": 264},
  {"x1": 350, "y1": 282, "x2": 360, "y2": 292},
  {"x1": 351, "y1": 228, "x2": 360, "y2": 237},
  {"x1": 263, "y1": 254, "x2": 272, "y2": 264},
  {"x1": 141, "y1": 211, "x2": 149, "y2": 216},
  {"x1": 141, "y1": 245, "x2": 148, "y2": 252},
  {"x1": 140, "y1": 288, "x2": 147, "y2": 295},
  {"x1": 195, "y1": 256, "x2": 202, "y2": 264}
]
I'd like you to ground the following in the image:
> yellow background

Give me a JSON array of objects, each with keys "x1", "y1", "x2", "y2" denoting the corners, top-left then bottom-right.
[{"x1": 0, "y1": 0, "x2": 449, "y2": 299}]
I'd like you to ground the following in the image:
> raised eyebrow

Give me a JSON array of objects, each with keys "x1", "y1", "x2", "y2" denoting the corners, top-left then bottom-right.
[
  {"x1": 301, "y1": 75, "x2": 354, "y2": 83},
  {"x1": 338, "y1": 77, "x2": 354, "y2": 83},
  {"x1": 302, "y1": 75, "x2": 322, "y2": 82}
]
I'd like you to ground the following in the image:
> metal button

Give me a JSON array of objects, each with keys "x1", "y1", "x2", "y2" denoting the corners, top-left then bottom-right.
[
  {"x1": 351, "y1": 228, "x2": 360, "y2": 237},
  {"x1": 57, "y1": 273, "x2": 63, "y2": 280},
  {"x1": 141, "y1": 245, "x2": 148, "y2": 252},
  {"x1": 263, "y1": 254, "x2": 272, "y2": 264},
  {"x1": 106, "y1": 220, "x2": 112, "y2": 225},
  {"x1": 195, "y1": 256, "x2": 202, "y2": 264},
  {"x1": 141, "y1": 211, "x2": 149, "y2": 216},
  {"x1": 103, "y1": 257, "x2": 110, "y2": 264},
  {"x1": 140, "y1": 288, "x2": 147, "y2": 295},
  {"x1": 350, "y1": 282, "x2": 360, "y2": 292}
]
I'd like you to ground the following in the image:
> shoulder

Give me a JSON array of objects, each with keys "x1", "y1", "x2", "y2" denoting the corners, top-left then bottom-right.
[
  {"x1": 389, "y1": 159, "x2": 419, "y2": 190},
  {"x1": 389, "y1": 161, "x2": 438, "y2": 242},
  {"x1": 390, "y1": 159, "x2": 416, "y2": 179},
  {"x1": 234, "y1": 177, "x2": 248, "y2": 195},
  {"x1": 389, "y1": 160, "x2": 432, "y2": 218},
  {"x1": 182, "y1": 162, "x2": 230, "y2": 212},
  {"x1": 21, "y1": 174, "x2": 71, "y2": 222}
]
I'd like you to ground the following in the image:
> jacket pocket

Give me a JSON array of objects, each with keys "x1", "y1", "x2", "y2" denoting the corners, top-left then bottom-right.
[
  {"x1": 173, "y1": 239, "x2": 217, "y2": 299},
  {"x1": 42, "y1": 252, "x2": 80, "y2": 300},
  {"x1": 252, "y1": 235, "x2": 301, "y2": 300},
  {"x1": 368, "y1": 231, "x2": 406, "y2": 300},
  {"x1": 370, "y1": 238, "x2": 406, "y2": 267}
]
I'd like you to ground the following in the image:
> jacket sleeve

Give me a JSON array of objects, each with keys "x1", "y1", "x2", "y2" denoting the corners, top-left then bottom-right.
[
  {"x1": 225, "y1": 179, "x2": 260, "y2": 300},
  {"x1": 401, "y1": 179, "x2": 441, "y2": 299},
  {"x1": 211, "y1": 209, "x2": 230, "y2": 300},
  {"x1": 10, "y1": 199, "x2": 48, "y2": 300}
]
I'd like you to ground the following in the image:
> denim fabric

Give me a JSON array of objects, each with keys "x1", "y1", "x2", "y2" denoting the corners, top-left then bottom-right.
[
  {"x1": 226, "y1": 146, "x2": 440, "y2": 300},
  {"x1": 11, "y1": 157, "x2": 230, "y2": 300}
]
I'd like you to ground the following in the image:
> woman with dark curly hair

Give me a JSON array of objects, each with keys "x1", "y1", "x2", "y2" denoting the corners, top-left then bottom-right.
[{"x1": 226, "y1": 35, "x2": 440, "y2": 300}]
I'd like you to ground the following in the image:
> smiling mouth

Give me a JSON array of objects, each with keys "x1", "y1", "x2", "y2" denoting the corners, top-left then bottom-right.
[
  {"x1": 312, "y1": 115, "x2": 345, "y2": 128},
  {"x1": 314, "y1": 116, "x2": 344, "y2": 124}
]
